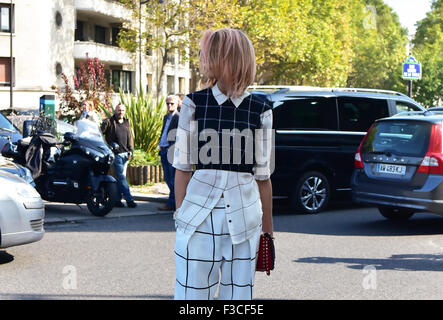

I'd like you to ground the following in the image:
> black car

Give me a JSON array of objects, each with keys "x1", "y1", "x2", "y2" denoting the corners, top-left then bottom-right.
[
  {"x1": 250, "y1": 87, "x2": 426, "y2": 214},
  {"x1": 352, "y1": 108, "x2": 443, "y2": 220}
]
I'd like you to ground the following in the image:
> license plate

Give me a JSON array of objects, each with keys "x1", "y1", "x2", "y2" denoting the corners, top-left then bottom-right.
[{"x1": 377, "y1": 163, "x2": 406, "y2": 175}]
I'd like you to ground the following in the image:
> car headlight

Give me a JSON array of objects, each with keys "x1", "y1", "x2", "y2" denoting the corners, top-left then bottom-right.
[
  {"x1": 23, "y1": 167, "x2": 35, "y2": 186},
  {"x1": 16, "y1": 183, "x2": 40, "y2": 199}
]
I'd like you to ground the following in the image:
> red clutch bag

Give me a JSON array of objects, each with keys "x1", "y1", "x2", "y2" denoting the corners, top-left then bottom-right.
[{"x1": 256, "y1": 233, "x2": 275, "y2": 275}]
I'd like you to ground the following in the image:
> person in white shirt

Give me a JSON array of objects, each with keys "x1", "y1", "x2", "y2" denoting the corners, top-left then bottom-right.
[{"x1": 172, "y1": 28, "x2": 274, "y2": 300}]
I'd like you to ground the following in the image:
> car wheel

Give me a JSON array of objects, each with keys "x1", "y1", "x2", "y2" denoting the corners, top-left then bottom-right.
[
  {"x1": 292, "y1": 171, "x2": 330, "y2": 214},
  {"x1": 378, "y1": 206, "x2": 415, "y2": 220}
]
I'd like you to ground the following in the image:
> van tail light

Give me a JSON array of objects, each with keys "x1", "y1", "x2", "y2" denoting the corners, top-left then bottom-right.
[
  {"x1": 417, "y1": 124, "x2": 443, "y2": 174},
  {"x1": 354, "y1": 125, "x2": 374, "y2": 169}
]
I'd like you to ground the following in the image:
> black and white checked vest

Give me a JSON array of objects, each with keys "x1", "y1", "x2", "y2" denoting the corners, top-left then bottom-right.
[{"x1": 188, "y1": 88, "x2": 272, "y2": 173}]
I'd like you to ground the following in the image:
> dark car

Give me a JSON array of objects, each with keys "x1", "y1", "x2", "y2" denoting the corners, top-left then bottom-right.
[
  {"x1": 0, "y1": 112, "x2": 22, "y2": 151},
  {"x1": 352, "y1": 108, "x2": 443, "y2": 220},
  {"x1": 250, "y1": 86, "x2": 426, "y2": 214}
]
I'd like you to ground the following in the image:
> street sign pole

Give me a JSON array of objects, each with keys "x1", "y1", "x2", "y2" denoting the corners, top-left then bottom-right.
[{"x1": 402, "y1": 55, "x2": 421, "y2": 98}]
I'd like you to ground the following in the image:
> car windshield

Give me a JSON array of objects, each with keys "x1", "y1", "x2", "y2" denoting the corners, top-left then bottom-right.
[
  {"x1": 0, "y1": 113, "x2": 16, "y2": 132},
  {"x1": 362, "y1": 120, "x2": 431, "y2": 157},
  {"x1": 74, "y1": 119, "x2": 105, "y2": 143}
]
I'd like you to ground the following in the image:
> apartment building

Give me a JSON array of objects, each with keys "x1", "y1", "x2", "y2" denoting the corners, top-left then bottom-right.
[{"x1": 0, "y1": 0, "x2": 190, "y2": 111}]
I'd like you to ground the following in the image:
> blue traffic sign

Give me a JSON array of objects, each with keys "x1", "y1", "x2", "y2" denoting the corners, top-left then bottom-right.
[{"x1": 402, "y1": 55, "x2": 422, "y2": 80}]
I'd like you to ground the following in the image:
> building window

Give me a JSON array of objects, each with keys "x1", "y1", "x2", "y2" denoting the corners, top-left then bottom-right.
[
  {"x1": 178, "y1": 77, "x2": 186, "y2": 94},
  {"x1": 75, "y1": 20, "x2": 84, "y2": 41},
  {"x1": 146, "y1": 73, "x2": 152, "y2": 95},
  {"x1": 0, "y1": 57, "x2": 14, "y2": 86},
  {"x1": 55, "y1": 63, "x2": 63, "y2": 76},
  {"x1": 145, "y1": 35, "x2": 153, "y2": 56},
  {"x1": 112, "y1": 70, "x2": 132, "y2": 93},
  {"x1": 178, "y1": 53, "x2": 186, "y2": 66},
  {"x1": 111, "y1": 27, "x2": 120, "y2": 47},
  {"x1": 55, "y1": 11, "x2": 63, "y2": 27},
  {"x1": 95, "y1": 25, "x2": 107, "y2": 44},
  {"x1": 167, "y1": 75, "x2": 174, "y2": 95},
  {"x1": 0, "y1": 4, "x2": 11, "y2": 32},
  {"x1": 166, "y1": 52, "x2": 175, "y2": 65}
]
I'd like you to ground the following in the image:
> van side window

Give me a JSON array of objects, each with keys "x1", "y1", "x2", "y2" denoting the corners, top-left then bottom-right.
[
  {"x1": 338, "y1": 97, "x2": 389, "y2": 132},
  {"x1": 273, "y1": 98, "x2": 338, "y2": 130},
  {"x1": 395, "y1": 101, "x2": 422, "y2": 113}
]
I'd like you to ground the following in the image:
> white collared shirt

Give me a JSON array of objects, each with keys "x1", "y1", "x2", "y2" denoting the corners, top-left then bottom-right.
[{"x1": 172, "y1": 84, "x2": 273, "y2": 244}]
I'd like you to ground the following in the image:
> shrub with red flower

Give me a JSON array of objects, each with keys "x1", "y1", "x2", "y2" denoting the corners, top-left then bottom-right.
[{"x1": 56, "y1": 54, "x2": 114, "y2": 123}]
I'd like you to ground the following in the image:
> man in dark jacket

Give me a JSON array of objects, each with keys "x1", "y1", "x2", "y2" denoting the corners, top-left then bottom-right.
[
  {"x1": 158, "y1": 95, "x2": 179, "y2": 211},
  {"x1": 101, "y1": 103, "x2": 137, "y2": 208}
]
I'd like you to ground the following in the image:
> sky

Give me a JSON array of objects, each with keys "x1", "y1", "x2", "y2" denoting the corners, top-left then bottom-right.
[{"x1": 384, "y1": 0, "x2": 433, "y2": 36}]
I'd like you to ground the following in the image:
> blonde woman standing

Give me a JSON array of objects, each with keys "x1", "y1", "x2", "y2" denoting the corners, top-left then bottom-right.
[
  {"x1": 172, "y1": 28, "x2": 273, "y2": 300},
  {"x1": 79, "y1": 99, "x2": 102, "y2": 127}
]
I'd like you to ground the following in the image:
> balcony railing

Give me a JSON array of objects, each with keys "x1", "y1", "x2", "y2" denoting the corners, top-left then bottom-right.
[
  {"x1": 74, "y1": 0, "x2": 132, "y2": 23},
  {"x1": 74, "y1": 41, "x2": 132, "y2": 65}
]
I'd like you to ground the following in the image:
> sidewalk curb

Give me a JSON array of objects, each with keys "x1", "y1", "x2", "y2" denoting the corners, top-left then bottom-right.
[
  {"x1": 44, "y1": 210, "x2": 172, "y2": 224},
  {"x1": 43, "y1": 195, "x2": 171, "y2": 225},
  {"x1": 132, "y1": 193, "x2": 168, "y2": 203}
]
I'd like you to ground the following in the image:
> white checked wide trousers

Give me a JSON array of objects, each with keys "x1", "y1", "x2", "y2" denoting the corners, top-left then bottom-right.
[{"x1": 174, "y1": 198, "x2": 261, "y2": 300}]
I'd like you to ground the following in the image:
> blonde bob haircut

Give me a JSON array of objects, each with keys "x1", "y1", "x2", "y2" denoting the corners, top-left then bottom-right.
[{"x1": 199, "y1": 28, "x2": 256, "y2": 99}]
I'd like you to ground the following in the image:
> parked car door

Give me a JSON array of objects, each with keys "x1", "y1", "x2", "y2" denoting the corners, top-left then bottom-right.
[
  {"x1": 336, "y1": 97, "x2": 390, "y2": 188},
  {"x1": 272, "y1": 96, "x2": 340, "y2": 197}
]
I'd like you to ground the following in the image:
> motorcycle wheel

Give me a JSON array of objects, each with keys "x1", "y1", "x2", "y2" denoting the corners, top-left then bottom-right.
[{"x1": 86, "y1": 182, "x2": 118, "y2": 217}]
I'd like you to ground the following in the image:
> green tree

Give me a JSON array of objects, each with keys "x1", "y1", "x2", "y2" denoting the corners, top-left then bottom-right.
[
  {"x1": 412, "y1": 0, "x2": 443, "y2": 107},
  {"x1": 239, "y1": 0, "x2": 355, "y2": 86},
  {"x1": 347, "y1": 0, "x2": 408, "y2": 91},
  {"x1": 116, "y1": 0, "x2": 416, "y2": 94},
  {"x1": 186, "y1": 0, "x2": 243, "y2": 91},
  {"x1": 118, "y1": 0, "x2": 189, "y2": 96}
]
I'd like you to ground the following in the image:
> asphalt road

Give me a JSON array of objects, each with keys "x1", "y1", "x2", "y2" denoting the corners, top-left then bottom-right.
[{"x1": 1, "y1": 200, "x2": 443, "y2": 300}]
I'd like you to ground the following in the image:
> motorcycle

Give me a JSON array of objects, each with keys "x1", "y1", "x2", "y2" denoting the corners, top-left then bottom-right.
[{"x1": 1, "y1": 118, "x2": 118, "y2": 217}]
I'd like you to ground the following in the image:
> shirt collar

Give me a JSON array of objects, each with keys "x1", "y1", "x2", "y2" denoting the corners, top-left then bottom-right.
[{"x1": 211, "y1": 82, "x2": 250, "y2": 108}]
